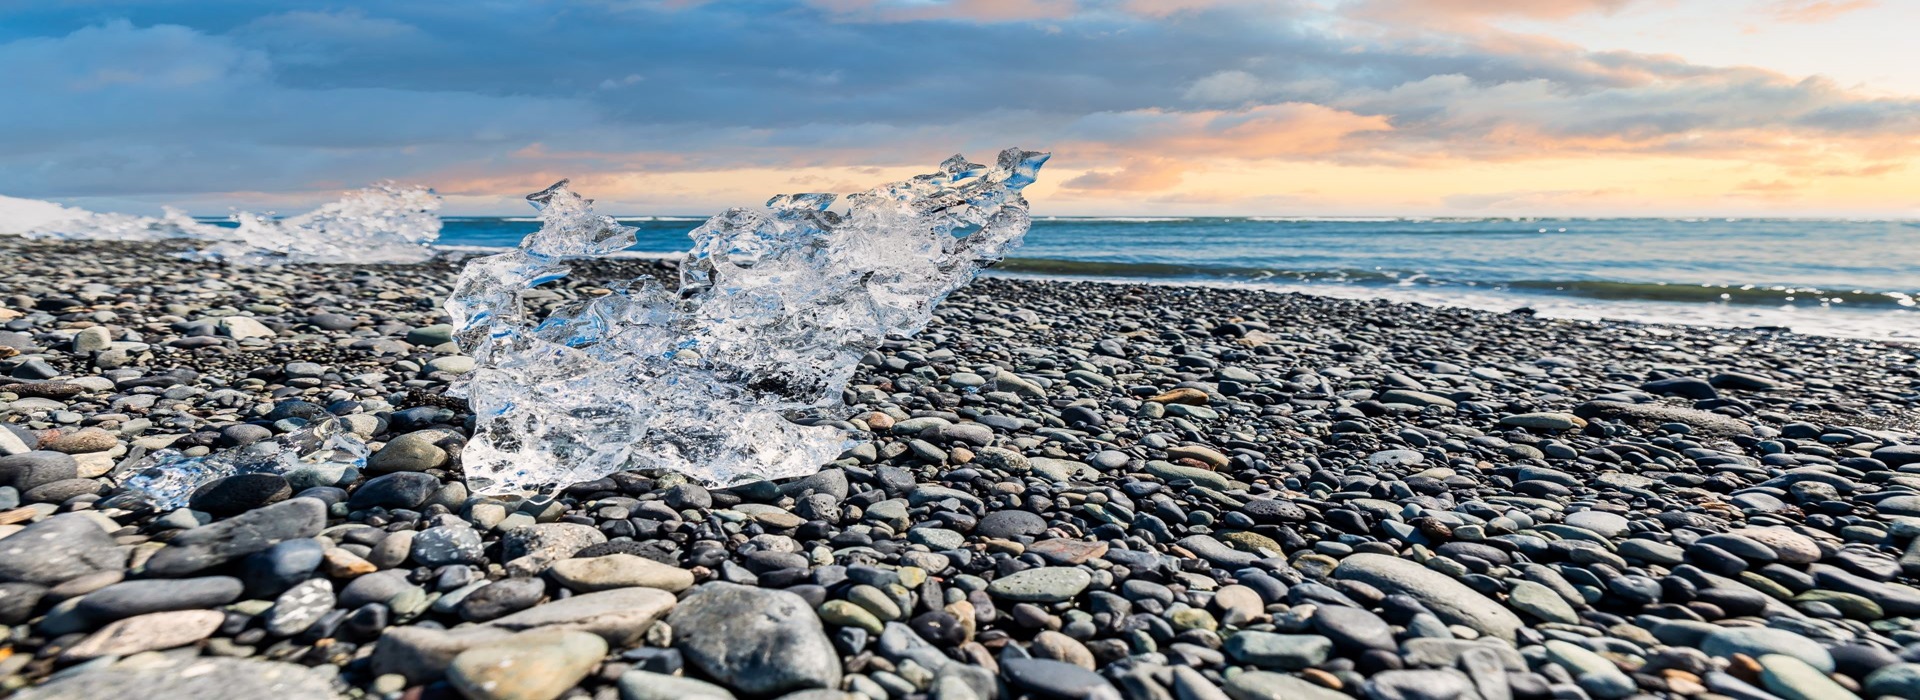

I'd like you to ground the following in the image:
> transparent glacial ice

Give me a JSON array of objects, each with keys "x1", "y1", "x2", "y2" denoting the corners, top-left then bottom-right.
[
  {"x1": 195, "y1": 184, "x2": 443, "y2": 265},
  {"x1": 16, "y1": 205, "x2": 225, "y2": 241},
  {"x1": 112, "y1": 418, "x2": 369, "y2": 510},
  {"x1": 17, "y1": 184, "x2": 443, "y2": 265},
  {"x1": 447, "y1": 148, "x2": 1050, "y2": 492}
]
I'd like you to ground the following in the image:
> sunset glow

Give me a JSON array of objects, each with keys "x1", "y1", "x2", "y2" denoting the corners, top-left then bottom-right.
[{"x1": 4, "y1": 0, "x2": 1916, "y2": 216}]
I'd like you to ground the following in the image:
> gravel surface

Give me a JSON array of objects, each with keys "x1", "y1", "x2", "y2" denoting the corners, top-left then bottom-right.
[{"x1": 3, "y1": 236, "x2": 1920, "y2": 700}]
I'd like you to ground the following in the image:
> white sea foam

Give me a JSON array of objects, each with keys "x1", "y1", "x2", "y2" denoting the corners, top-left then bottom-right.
[
  {"x1": 991, "y1": 270, "x2": 1920, "y2": 342},
  {"x1": 1041, "y1": 216, "x2": 1191, "y2": 223},
  {"x1": 1248, "y1": 216, "x2": 1410, "y2": 223}
]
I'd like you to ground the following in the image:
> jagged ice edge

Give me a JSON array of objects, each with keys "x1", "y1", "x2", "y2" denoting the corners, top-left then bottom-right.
[
  {"x1": 22, "y1": 184, "x2": 443, "y2": 266},
  {"x1": 445, "y1": 148, "x2": 1050, "y2": 493},
  {"x1": 109, "y1": 418, "x2": 369, "y2": 510}
]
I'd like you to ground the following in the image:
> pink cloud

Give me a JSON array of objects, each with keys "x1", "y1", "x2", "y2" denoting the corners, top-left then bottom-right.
[
  {"x1": 1348, "y1": 0, "x2": 1642, "y2": 25},
  {"x1": 1063, "y1": 156, "x2": 1191, "y2": 191},
  {"x1": 803, "y1": 0, "x2": 1077, "y2": 22},
  {"x1": 1115, "y1": 0, "x2": 1287, "y2": 18},
  {"x1": 1061, "y1": 103, "x2": 1392, "y2": 191},
  {"x1": 806, "y1": 0, "x2": 1295, "y2": 22},
  {"x1": 1765, "y1": 0, "x2": 1878, "y2": 23}
]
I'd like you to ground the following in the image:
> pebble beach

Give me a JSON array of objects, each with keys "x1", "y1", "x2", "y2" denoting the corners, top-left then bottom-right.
[{"x1": 5, "y1": 235, "x2": 1920, "y2": 700}]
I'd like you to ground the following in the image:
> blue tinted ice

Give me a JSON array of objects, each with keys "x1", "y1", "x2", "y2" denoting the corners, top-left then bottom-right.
[
  {"x1": 114, "y1": 418, "x2": 369, "y2": 509},
  {"x1": 447, "y1": 148, "x2": 1049, "y2": 492}
]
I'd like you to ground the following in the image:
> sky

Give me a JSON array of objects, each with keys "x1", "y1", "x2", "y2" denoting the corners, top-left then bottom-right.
[{"x1": 1, "y1": 0, "x2": 1916, "y2": 217}]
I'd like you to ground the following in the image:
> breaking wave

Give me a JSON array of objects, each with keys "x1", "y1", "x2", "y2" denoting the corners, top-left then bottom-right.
[
  {"x1": 1038, "y1": 216, "x2": 1191, "y2": 223},
  {"x1": 991, "y1": 258, "x2": 1918, "y2": 309}
]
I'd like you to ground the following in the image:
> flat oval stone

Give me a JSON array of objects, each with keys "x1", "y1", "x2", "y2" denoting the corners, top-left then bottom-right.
[
  {"x1": 549, "y1": 554, "x2": 695, "y2": 593},
  {"x1": 1310, "y1": 606, "x2": 1394, "y2": 652},
  {"x1": 1333, "y1": 553, "x2": 1522, "y2": 642},
  {"x1": 1001, "y1": 657, "x2": 1121, "y2": 700},
  {"x1": 1735, "y1": 527, "x2": 1822, "y2": 564},
  {"x1": 1223, "y1": 632, "x2": 1332, "y2": 670},
  {"x1": 1701, "y1": 628, "x2": 1834, "y2": 673},
  {"x1": 976, "y1": 510, "x2": 1048, "y2": 539},
  {"x1": 16, "y1": 658, "x2": 336, "y2": 700},
  {"x1": 988, "y1": 567, "x2": 1092, "y2": 603},
  {"x1": 1564, "y1": 511, "x2": 1630, "y2": 538},
  {"x1": 60, "y1": 609, "x2": 224, "y2": 661},
  {"x1": 75, "y1": 575, "x2": 243, "y2": 621},
  {"x1": 448, "y1": 630, "x2": 608, "y2": 700}
]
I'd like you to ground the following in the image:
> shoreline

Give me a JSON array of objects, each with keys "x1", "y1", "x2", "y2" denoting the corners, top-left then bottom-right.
[
  {"x1": 4, "y1": 236, "x2": 1920, "y2": 699},
  {"x1": 985, "y1": 271, "x2": 1920, "y2": 346},
  {"x1": 432, "y1": 242, "x2": 1920, "y2": 345}
]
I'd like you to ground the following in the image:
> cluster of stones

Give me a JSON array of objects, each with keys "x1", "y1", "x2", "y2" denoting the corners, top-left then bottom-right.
[{"x1": 2, "y1": 237, "x2": 1920, "y2": 700}]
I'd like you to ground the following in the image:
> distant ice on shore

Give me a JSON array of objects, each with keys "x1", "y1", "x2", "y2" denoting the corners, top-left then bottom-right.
[
  {"x1": 0, "y1": 184, "x2": 443, "y2": 265},
  {"x1": 194, "y1": 185, "x2": 443, "y2": 265},
  {"x1": 1, "y1": 196, "x2": 227, "y2": 241}
]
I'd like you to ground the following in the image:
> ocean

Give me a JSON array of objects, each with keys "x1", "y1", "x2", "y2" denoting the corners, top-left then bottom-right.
[{"x1": 433, "y1": 215, "x2": 1920, "y2": 342}]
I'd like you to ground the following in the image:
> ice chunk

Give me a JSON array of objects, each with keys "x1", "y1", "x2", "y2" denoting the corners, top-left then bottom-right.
[
  {"x1": 15, "y1": 184, "x2": 442, "y2": 265},
  {"x1": 112, "y1": 418, "x2": 369, "y2": 510},
  {"x1": 195, "y1": 184, "x2": 443, "y2": 265},
  {"x1": 448, "y1": 148, "x2": 1049, "y2": 492},
  {"x1": 18, "y1": 204, "x2": 227, "y2": 242},
  {"x1": 0, "y1": 194, "x2": 96, "y2": 235}
]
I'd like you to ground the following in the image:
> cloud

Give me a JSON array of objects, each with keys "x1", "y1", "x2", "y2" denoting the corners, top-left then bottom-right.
[
  {"x1": 1183, "y1": 71, "x2": 1270, "y2": 103},
  {"x1": 1331, "y1": 71, "x2": 1875, "y2": 158},
  {"x1": 802, "y1": 0, "x2": 1077, "y2": 22},
  {"x1": 0, "y1": 0, "x2": 1914, "y2": 213},
  {"x1": 1347, "y1": 0, "x2": 1643, "y2": 25},
  {"x1": 1069, "y1": 103, "x2": 1393, "y2": 159},
  {"x1": 0, "y1": 20, "x2": 268, "y2": 92},
  {"x1": 1736, "y1": 178, "x2": 1795, "y2": 192},
  {"x1": 1764, "y1": 0, "x2": 1877, "y2": 23},
  {"x1": 1063, "y1": 156, "x2": 1191, "y2": 190},
  {"x1": 801, "y1": 0, "x2": 1283, "y2": 22},
  {"x1": 233, "y1": 9, "x2": 425, "y2": 65},
  {"x1": 1442, "y1": 188, "x2": 1629, "y2": 210},
  {"x1": 0, "y1": 20, "x2": 596, "y2": 197}
]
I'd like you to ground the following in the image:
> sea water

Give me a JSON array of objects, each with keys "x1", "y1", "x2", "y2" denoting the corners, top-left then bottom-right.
[
  {"x1": 8, "y1": 197, "x2": 1916, "y2": 341},
  {"x1": 429, "y1": 215, "x2": 1920, "y2": 342}
]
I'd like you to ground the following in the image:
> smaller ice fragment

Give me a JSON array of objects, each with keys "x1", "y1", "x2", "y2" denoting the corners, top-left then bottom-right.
[{"x1": 112, "y1": 418, "x2": 369, "y2": 510}]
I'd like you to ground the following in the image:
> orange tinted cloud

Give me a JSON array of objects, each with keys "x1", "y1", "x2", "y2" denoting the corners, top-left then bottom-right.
[
  {"x1": 807, "y1": 0, "x2": 1283, "y2": 22},
  {"x1": 804, "y1": 0, "x2": 1076, "y2": 22},
  {"x1": 1060, "y1": 103, "x2": 1392, "y2": 191},
  {"x1": 1765, "y1": 0, "x2": 1878, "y2": 23},
  {"x1": 1115, "y1": 0, "x2": 1282, "y2": 18},
  {"x1": 1349, "y1": 0, "x2": 1641, "y2": 25},
  {"x1": 1062, "y1": 157, "x2": 1190, "y2": 191}
]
